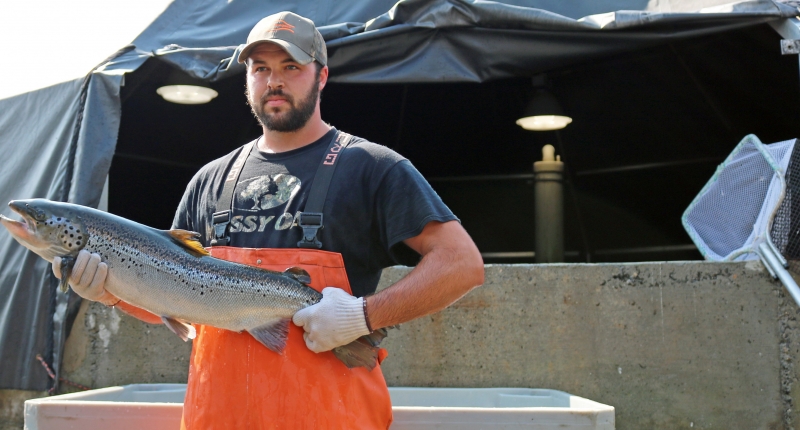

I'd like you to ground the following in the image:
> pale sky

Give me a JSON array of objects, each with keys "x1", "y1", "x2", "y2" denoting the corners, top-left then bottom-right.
[{"x1": 0, "y1": 0, "x2": 173, "y2": 100}]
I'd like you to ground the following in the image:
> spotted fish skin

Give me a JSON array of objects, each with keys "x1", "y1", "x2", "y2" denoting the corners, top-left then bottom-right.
[
  {"x1": 0, "y1": 199, "x2": 385, "y2": 370},
  {"x1": 83, "y1": 210, "x2": 321, "y2": 332}
]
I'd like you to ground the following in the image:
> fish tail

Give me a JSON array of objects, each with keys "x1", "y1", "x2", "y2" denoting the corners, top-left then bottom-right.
[{"x1": 332, "y1": 328, "x2": 389, "y2": 371}]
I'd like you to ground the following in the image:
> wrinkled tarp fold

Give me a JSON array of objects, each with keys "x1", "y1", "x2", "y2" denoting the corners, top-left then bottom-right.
[
  {"x1": 1, "y1": 0, "x2": 798, "y2": 390},
  {"x1": 99, "y1": 0, "x2": 799, "y2": 84},
  {"x1": 0, "y1": 79, "x2": 83, "y2": 390}
]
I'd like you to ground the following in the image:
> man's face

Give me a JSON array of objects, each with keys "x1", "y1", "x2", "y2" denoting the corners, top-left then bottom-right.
[{"x1": 245, "y1": 44, "x2": 326, "y2": 132}]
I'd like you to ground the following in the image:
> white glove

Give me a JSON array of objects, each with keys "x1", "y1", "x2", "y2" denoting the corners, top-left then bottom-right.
[
  {"x1": 292, "y1": 287, "x2": 370, "y2": 353},
  {"x1": 53, "y1": 250, "x2": 114, "y2": 305}
]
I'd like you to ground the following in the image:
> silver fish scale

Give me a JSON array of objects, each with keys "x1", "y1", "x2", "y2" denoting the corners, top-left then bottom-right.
[
  {"x1": 4, "y1": 199, "x2": 385, "y2": 369},
  {"x1": 79, "y1": 211, "x2": 322, "y2": 332}
]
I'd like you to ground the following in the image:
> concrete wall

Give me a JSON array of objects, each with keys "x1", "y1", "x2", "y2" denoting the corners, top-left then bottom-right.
[
  {"x1": 0, "y1": 390, "x2": 45, "y2": 430},
  {"x1": 380, "y1": 262, "x2": 796, "y2": 429},
  {"x1": 3, "y1": 261, "x2": 798, "y2": 429}
]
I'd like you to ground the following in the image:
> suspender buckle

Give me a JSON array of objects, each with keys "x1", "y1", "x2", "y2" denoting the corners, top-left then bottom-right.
[
  {"x1": 210, "y1": 210, "x2": 231, "y2": 246},
  {"x1": 297, "y1": 212, "x2": 323, "y2": 249}
]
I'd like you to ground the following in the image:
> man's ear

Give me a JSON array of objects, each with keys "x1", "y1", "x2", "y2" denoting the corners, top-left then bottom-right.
[{"x1": 318, "y1": 66, "x2": 329, "y2": 91}]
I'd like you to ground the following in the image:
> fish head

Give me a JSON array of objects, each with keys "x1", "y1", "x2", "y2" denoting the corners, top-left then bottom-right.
[{"x1": 0, "y1": 199, "x2": 88, "y2": 262}]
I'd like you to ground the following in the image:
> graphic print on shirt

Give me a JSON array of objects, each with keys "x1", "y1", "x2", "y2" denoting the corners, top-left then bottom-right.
[{"x1": 229, "y1": 174, "x2": 301, "y2": 233}]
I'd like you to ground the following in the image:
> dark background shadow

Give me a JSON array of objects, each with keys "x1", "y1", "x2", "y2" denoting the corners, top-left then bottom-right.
[{"x1": 112, "y1": 23, "x2": 800, "y2": 263}]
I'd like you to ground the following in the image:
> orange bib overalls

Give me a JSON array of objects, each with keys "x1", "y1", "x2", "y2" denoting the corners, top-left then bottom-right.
[{"x1": 173, "y1": 246, "x2": 393, "y2": 429}]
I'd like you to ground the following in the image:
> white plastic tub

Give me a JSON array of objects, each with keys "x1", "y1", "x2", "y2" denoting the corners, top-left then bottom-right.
[
  {"x1": 389, "y1": 387, "x2": 614, "y2": 430},
  {"x1": 25, "y1": 384, "x2": 184, "y2": 430},
  {"x1": 25, "y1": 384, "x2": 614, "y2": 430}
]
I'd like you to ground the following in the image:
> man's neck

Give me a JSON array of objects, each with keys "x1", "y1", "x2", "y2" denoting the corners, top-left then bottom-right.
[{"x1": 259, "y1": 117, "x2": 331, "y2": 153}]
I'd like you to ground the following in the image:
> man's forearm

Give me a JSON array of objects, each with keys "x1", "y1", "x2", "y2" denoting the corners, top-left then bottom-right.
[
  {"x1": 365, "y1": 233, "x2": 484, "y2": 330},
  {"x1": 293, "y1": 220, "x2": 482, "y2": 351}
]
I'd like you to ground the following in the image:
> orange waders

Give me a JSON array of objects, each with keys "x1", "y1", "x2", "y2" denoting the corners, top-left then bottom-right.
[{"x1": 176, "y1": 246, "x2": 393, "y2": 430}]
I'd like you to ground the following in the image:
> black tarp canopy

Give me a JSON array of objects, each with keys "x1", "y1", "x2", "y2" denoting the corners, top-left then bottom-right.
[{"x1": 1, "y1": 0, "x2": 797, "y2": 391}]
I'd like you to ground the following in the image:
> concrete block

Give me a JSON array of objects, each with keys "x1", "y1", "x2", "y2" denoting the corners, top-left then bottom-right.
[
  {"x1": 60, "y1": 299, "x2": 191, "y2": 390},
  {"x1": 378, "y1": 261, "x2": 785, "y2": 429},
  {"x1": 0, "y1": 389, "x2": 46, "y2": 430}
]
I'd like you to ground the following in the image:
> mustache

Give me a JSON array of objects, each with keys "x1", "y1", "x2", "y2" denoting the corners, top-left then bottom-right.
[{"x1": 260, "y1": 88, "x2": 294, "y2": 105}]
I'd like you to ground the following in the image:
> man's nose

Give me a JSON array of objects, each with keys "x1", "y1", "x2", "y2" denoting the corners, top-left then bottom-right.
[{"x1": 267, "y1": 72, "x2": 284, "y2": 89}]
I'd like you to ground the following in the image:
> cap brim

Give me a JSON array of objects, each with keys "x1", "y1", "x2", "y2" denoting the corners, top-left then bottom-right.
[{"x1": 237, "y1": 40, "x2": 315, "y2": 65}]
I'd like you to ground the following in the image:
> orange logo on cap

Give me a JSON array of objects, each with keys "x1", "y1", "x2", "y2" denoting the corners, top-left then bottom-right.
[{"x1": 273, "y1": 20, "x2": 295, "y2": 33}]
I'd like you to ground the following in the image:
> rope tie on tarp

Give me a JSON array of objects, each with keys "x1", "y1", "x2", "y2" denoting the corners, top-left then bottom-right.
[{"x1": 36, "y1": 354, "x2": 91, "y2": 394}]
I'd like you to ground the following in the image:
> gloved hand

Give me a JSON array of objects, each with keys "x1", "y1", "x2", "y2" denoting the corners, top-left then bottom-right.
[
  {"x1": 52, "y1": 250, "x2": 116, "y2": 306},
  {"x1": 292, "y1": 287, "x2": 370, "y2": 353}
]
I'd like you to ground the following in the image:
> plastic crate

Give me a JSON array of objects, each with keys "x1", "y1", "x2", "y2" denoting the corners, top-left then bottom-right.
[{"x1": 25, "y1": 384, "x2": 614, "y2": 429}]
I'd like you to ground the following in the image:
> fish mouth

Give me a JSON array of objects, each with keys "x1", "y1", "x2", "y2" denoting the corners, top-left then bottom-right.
[{"x1": 1, "y1": 201, "x2": 36, "y2": 240}]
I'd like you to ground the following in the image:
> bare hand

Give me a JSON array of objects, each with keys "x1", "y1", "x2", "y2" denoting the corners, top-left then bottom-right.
[{"x1": 52, "y1": 250, "x2": 116, "y2": 305}]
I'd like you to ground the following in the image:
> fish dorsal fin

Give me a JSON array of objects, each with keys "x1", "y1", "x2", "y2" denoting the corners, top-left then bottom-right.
[
  {"x1": 166, "y1": 229, "x2": 210, "y2": 257},
  {"x1": 283, "y1": 267, "x2": 311, "y2": 285}
]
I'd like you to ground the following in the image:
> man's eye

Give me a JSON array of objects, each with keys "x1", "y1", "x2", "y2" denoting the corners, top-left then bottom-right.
[{"x1": 286, "y1": 65, "x2": 298, "y2": 70}]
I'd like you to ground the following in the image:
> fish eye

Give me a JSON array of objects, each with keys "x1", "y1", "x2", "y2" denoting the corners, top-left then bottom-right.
[{"x1": 27, "y1": 207, "x2": 46, "y2": 221}]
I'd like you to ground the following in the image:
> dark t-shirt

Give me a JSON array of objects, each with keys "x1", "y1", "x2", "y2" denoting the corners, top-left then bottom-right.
[{"x1": 172, "y1": 128, "x2": 457, "y2": 297}]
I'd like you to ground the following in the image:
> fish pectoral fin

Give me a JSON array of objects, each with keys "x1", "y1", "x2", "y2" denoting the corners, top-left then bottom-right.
[
  {"x1": 247, "y1": 318, "x2": 291, "y2": 353},
  {"x1": 165, "y1": 229, "x2": 210, "y2": 257},
  {"x1": 161, "y1": 316, "x2": 196, "y2": 342},
  {"x1": 283, "y1": 267, "x2": 311, "y2": 285},
  {"x1": 58, "y1": 256, "x2": 76, "y2": 293}
]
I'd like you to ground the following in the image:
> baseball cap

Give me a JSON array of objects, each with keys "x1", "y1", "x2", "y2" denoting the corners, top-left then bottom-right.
[{"x1": 237, "y1": 12, "x2": 327, "y2": 66}]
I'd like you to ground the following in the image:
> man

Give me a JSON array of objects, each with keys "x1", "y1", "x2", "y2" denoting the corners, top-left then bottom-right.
[{"x1": 54, "y1": 11, "x2": 484, "y2": 429}]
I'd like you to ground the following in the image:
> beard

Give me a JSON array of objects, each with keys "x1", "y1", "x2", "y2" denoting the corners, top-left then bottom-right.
[{"x1": 247, "y1": 75, "x2": 320, "y2": 133}]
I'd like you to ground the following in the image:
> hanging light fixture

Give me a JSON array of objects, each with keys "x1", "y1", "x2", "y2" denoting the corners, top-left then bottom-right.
[
  {"x1": 157, "y1": 85, "x2": 218, "y2": 104},
  {"x1": 516, "y1": 75, "x2": 572, "y2": 131},
  {"x1": 157, "y1": 69, "x2": 218, "y2": 105}
]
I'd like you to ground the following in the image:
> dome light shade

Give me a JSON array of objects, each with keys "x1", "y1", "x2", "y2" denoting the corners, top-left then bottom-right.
[
  {"x1": 517, "y1": 86, "x2": 572, "y2": 131},
  {"x1": 516, "y1": 115, "x2": 573, "y2": 131},
  {"x1": 156, "y1": 85, "x2": 218, "y2": 104}
]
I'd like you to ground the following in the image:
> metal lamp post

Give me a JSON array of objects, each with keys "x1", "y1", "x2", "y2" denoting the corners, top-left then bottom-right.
[{"x1": 534, "y1": 144, "x2": 564, "y2": 263}]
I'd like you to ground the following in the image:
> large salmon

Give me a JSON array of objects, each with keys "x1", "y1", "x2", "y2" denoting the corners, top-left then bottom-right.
[{"x1": 0, "y1": 199, "x2": 385, "y2": 370}]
